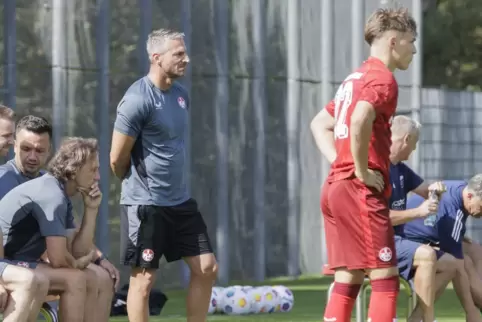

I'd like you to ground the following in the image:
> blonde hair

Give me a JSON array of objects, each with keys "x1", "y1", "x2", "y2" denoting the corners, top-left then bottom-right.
[
  {"x1": 364, "y1": 7, "x2": 417, "y2": 45},
  {"x1": 47, "y1": 137, "x2": 98, "y2": 182}
]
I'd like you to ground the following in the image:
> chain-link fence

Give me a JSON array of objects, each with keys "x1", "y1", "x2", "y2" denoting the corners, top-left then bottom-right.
[{"x1": 1, "y1": 0, "x2": 481, "y2": 290}]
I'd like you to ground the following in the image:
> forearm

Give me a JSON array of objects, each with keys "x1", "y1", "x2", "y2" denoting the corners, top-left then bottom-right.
[
  {"x1": 350, "y1": 118, "x2": 372, "y2": 175},
  {"x1": 311, "y1": 127, "x2": 336, "y2": 163},
  {"x1": 71, "y1": 209, "x2": 97, "y2": 258},
  {"x1": 413, "y1": 182, "x2": 430, "y2": 199},
  {"x1": 47, "y1": 251, "x2": 75, "y2": 269},
  {"x1": 110, "y1": 159, "x2": 130, "y2": 179},
  {"x1": 389, "y1": 208, "x2": 422, "y2": 226}
]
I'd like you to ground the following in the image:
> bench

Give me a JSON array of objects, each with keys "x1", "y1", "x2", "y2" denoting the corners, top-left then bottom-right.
[{"x1": 322, "y1": 265, "x2": 417, "y2": 322}]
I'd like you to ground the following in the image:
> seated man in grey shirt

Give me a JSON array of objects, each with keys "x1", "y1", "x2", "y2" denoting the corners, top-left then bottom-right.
[
  {"x1": 0, "y1": 115, "x2": 118, "y2": 322},
  {"x1": 0, "y1": 137, "x2": 103, "y2": 322},
  {"x1": 0, "y1": 106, "x2": 50, "y2": 322},
  {"x1": 0, "y1": 115, "x2": 50, "y2": 198}
]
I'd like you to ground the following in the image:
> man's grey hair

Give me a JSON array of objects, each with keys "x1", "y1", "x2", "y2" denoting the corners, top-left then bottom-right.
[
  {"x1": 391, "y1": 115, "x2": 422, "y2": 138},
  {"x1": 146, "y1": 28, "x2": 185, "y2": 57},
  {"x1": 468, "y1": 174, "x2": 482, "y2": 198}
]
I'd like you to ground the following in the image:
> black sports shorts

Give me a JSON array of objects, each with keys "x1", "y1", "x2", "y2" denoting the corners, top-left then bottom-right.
[{"x1": 120, "y1": 198, "x2": 213, "y2": 269}]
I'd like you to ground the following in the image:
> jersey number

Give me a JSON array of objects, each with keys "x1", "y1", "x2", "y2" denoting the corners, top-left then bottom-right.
[{"x1": 334, "y1": 81, "x2": 353, "y2": 140}]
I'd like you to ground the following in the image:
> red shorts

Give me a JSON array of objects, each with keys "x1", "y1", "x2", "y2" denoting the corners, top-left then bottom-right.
[{"x1": 321, "y1": 178, "x2": 396, "y2": 270}]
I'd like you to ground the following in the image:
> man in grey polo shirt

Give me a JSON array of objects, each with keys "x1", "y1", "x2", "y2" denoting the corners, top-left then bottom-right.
[
  {"x1": 0, "y1": 106, "x2": 50, "y2": 322},
  {"x1": 110, "y1": 28, "x2": 217, "y2": 322}
]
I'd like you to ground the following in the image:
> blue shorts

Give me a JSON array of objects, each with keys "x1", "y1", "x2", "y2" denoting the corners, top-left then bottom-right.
[
  {"x1": 8, "y1": 260, "x2": 38, "y2": 269},
  {"x1": 395, "y1": 235, "x2": 444, "y2": 280}
]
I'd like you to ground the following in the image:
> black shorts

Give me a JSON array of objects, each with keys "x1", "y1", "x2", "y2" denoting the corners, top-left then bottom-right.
[{"x1": 120, "y1": 198, "x2": 214, "y2": 269}]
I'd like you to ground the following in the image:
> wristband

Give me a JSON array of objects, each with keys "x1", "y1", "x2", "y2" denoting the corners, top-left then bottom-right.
[{"x1": 94, "y1": 254, "x2": 106, "y2": 265}]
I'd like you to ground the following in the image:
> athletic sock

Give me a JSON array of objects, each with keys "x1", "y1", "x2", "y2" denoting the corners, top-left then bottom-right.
[
  {"x1": 323, "y1": 282, "x2": 361, "y2": 322},
  {"x1": 367, "y1": 276, "x2": 399, "y2": 322}
]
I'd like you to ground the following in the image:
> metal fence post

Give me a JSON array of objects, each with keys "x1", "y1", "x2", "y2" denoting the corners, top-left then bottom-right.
[
  {"x1": 95, "y1": 0, "x2": 110, "y2": 255},
  {"x1": 52, "y1": 0, "x2": 67, "y2": 150},
  {"x1": 180, "y1": 0, "x2": 192, "y2": 288},
  {"x1": 3, "y1": 0, "x2": 16, "y2": 111},
  {"x1": 286, "y1": 0, "x2": 300, "y2": 278},
  {"x1": 411, "y1": 0, "x2": 423, "y2": 174},
  {"x1": 252, "y1": 0, "x2": 267, "y2": 282},
  {"x1": 3, "y1": 0, "x2": 16, "y2": 160},
  {"x1": 320, "y1": 0, "x2": 334, "y2": 266},
  {"x1": 214, "y1": 0, "x2": 230, "y2": 286},
  {"x1": 138, "y1": 0, "x2": 152, "y2": 75},
  {"x1": 351, "y1": 0, "x2": 364, "y2": 70}
]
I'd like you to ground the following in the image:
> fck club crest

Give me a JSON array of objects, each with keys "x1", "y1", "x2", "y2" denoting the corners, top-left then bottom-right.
[
  {"x1": 142, "y1": 249, "x2": 154, "y2": 262},
  {"x1": 177, "y1": 97, "x2": 186, "y2": 109}
]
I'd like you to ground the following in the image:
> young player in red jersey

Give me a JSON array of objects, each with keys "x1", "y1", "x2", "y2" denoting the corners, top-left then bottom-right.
[{"x1": 311, "y1": 7, "x2": 417, "y2": 322}]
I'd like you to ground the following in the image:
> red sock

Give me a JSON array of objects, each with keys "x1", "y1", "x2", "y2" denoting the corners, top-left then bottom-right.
[
  {"x1": 324, "y1": 282, "x2": 361, "y2": 322},
  {"x1": 367, "y1": 277, "x2": 399, "y2": 322}
]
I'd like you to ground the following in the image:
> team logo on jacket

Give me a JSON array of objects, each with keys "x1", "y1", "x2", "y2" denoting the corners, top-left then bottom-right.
[{"x1": 178, "y1": 97, "x2": 186, "y2": 109}]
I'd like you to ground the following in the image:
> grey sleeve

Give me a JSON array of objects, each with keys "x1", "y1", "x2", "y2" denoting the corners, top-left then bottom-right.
[
  {"x1": 32, "y1": 194, "x2": 70, "y2": 237},
  {"x1": 0, "y1": 170, "x2": 19, "y2": 200},
  {"x1": 113, "y1": 95, "x2": 149, "y2": 138}
]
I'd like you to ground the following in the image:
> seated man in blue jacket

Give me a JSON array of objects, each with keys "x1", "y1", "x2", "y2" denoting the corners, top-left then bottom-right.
[
  {"x1": 404, "y1": 177, "x2": 482, "y2": 321},
  {"x1": 388, "y1": 115, "x2": 456, "y2": 322}
]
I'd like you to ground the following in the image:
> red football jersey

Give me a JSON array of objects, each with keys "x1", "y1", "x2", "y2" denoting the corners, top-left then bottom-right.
[{"x1": 325, "y1": 57, "x2": 398, "y2": 197}]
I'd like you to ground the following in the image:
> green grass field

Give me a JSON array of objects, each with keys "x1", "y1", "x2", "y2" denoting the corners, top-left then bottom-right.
[{"x1": 108, "y1": 276, "x2": 466, "y2": 321}]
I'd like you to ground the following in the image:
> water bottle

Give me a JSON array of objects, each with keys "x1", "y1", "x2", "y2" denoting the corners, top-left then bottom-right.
[{"x1": 424, "y1": 190, "x2": 438, "y2": 227}]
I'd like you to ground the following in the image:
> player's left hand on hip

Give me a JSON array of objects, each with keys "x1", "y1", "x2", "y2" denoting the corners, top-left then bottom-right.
[
  {"x1": 100, "y1": 259, "x2": 121, "y2": 290},
  {"x1": 80, "y1": 183, "x2": 102, "y2": 209},
  {"x1": 428, "y1": 181, "x2": 446, "y2": 195}
]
